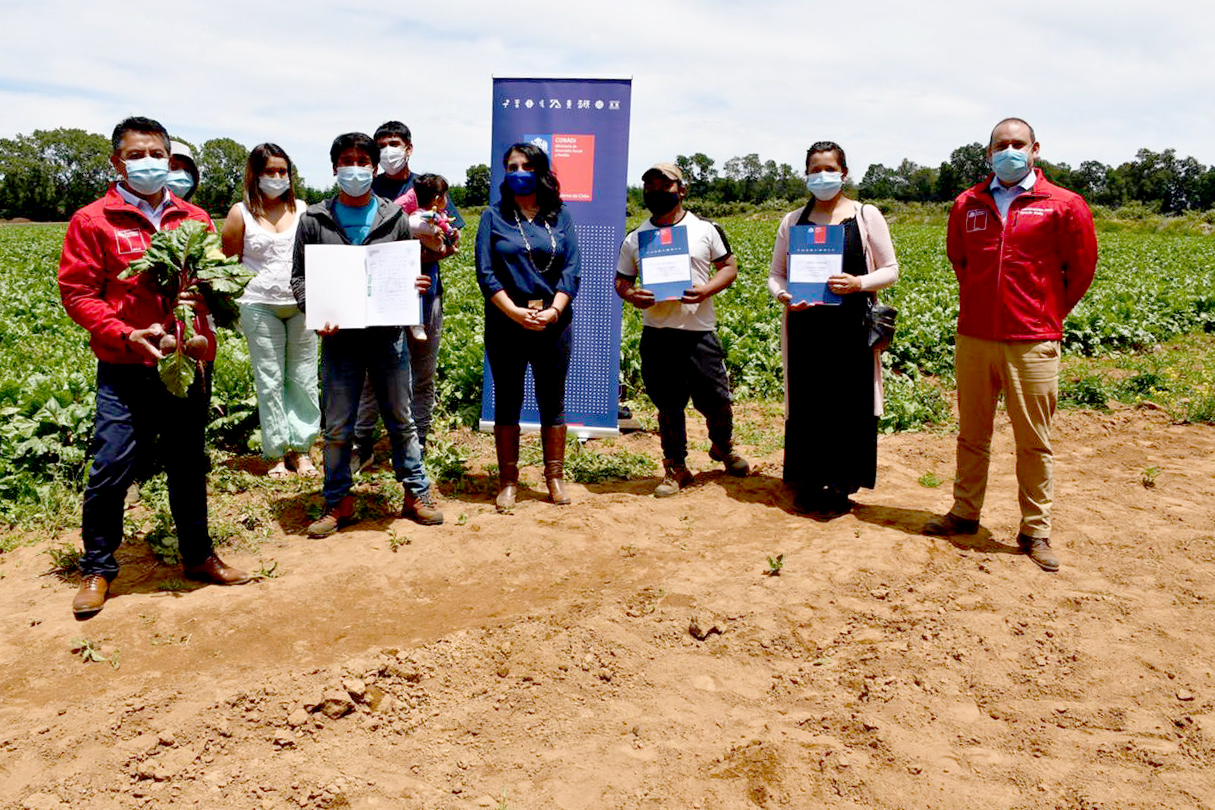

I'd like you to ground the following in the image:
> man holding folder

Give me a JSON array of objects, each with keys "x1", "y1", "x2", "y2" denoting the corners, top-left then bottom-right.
[
  {"x1": 616, "y1": 163, "x2": 750, "y2": 497},
  {"x1": 291, "y1": 132, "x2": 442, "y2": 536}
]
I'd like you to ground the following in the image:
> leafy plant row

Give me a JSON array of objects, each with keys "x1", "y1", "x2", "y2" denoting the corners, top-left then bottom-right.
[{"x1": 1, "y1": 216, "x2": 1213, "y2": 529}]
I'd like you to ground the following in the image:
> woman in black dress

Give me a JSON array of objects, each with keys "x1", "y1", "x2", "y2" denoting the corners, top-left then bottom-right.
[{"x1": 767, "y1": 141, "x2": 899, "y2": 515}]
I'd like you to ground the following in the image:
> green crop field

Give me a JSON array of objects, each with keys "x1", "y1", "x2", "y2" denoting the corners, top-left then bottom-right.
[{"x1": 2, "y1": 214, "x2": 1214, "y2": 538}]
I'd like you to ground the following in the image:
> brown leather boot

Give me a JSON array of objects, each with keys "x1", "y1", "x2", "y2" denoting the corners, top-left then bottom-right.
[
  {"x1": 73, "y1": 575, "x2": 109, "y2": 617},
  {"x1": 494, "y1": 425, "x2": 520, "y2": 513},
  {"x1": 306, "y1": 494, "x2": 356, "y2": 538},
  {"x1": 541, "y1": 425, "x2": 571, "y2": 505}
]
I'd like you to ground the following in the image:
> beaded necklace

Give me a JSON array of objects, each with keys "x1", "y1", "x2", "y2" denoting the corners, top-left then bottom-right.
[{"x1": 513, "y1": 210, "x2": 557, "y2": 276}]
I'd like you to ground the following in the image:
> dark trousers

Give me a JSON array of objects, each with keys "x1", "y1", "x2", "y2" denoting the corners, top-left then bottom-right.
[
  {"x1": 484, "y1": 305, "x2": 572, "y2": 427},
  {"x1": 639, "y1": 326, "x2": 733, "y2": 462},
  {"x1": 81, "y1": 362, "x2": 212, "y2": 579}
]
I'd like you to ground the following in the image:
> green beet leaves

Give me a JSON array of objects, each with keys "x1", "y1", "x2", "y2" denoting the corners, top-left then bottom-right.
[{"x1": 119, "y1": 221, "x2": 254, "y2": 397}]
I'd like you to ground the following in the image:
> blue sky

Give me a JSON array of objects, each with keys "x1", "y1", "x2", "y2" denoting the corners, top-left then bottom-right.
[{"x1": 1, "y1": 0, "x2": 1212, "y2": 191}]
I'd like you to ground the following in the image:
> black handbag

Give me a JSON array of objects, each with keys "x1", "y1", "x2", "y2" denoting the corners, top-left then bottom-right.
[{"x1": 865, "y1": 299, "x2": 897, "y2": 352}]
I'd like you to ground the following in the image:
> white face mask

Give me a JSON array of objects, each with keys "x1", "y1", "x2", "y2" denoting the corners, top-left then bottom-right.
[
  {"x1": 259, "y1": 175, "x2": 291, "y2": 198},
  {"x1": 379, "y1": 146, "x2": 408, "y2": 175}
]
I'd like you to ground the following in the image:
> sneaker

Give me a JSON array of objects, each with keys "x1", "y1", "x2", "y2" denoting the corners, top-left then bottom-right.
[
  {"x1": 307, "y1": 495, "x2": 356, "y2": 539},
  {"x1": 1018, "y1": 534, "x2": 1060, "y2": 572},
  {"x1": 655, "y1": 462, "x2": 694, "y2": 498},
  {"x1": 402, "y1": 488, "x2": 444, "y2": 525},
  {"x1": 922, "y1": 512, "x2": 980, "y2": 536},
  {"x1": 350, "y1": 443, "x2": 374, "y2": 476},
  {"x1": 709, "y1": 445, "x2": 750, "y2": 477}
]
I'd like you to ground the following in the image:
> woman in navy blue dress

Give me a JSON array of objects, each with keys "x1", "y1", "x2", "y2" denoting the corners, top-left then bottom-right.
[{"x1": 475, "y1": 143, "x2": 580, "y2": 512}]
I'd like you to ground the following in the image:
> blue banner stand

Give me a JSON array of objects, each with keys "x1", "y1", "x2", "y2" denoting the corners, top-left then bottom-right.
[{"x1": 479, "y1": 76, "x2": 632, "y2": 439}]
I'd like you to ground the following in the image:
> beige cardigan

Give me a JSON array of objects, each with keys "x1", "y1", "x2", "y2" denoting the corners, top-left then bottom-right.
[{"x1": 767, "y1": 200, "x2": 899, "y2": 416}]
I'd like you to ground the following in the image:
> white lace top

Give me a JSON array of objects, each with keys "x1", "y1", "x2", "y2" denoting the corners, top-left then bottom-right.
[{"x1": 236, "y1": 200, "x2": 306, "y2": 307}]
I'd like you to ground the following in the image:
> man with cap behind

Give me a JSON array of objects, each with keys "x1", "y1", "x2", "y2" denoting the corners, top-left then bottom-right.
[
  {"x1": 616, "y1": 163, "x2": 750, "y2": 496},
  {"x1": 166, "y1": 140, "x2": 199, "y2": 201}
]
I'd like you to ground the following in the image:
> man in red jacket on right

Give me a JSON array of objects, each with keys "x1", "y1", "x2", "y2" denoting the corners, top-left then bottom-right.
[{"x1": 923, "y1": 118, "x2": 1098, "y2": 572}]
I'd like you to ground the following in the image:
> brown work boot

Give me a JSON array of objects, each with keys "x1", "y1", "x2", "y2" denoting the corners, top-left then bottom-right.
[
  {"x1": 922, "y1": 512, "x2": 980, "y2": 536},
  {"x1": 307, "y1": 495, "x2": 356, "y2": 538},
  {"x1": 72, "y1": 575, "x2": 109, "y2": 617},
  {"x1": 655, "y1": 460, "x2": 694, "y2": 497},
  {"x1": 541, "y1": 425, "x2": 571, "y2": 505},
  {"x1": 1018, "y1": 534, "x2": 1060, "y2": 572},
  {"x1": 402, "y1": 487, "x2": 444, "y2": 525},
  {"x1": 494, "y1": 425, "x2": 520, "y2": 513},
  {"x1": 183, "y1": 553, "x2": 253, "y2": 585},
  {"x1": 709, "y1": 444, "x2": 751, "y2": 477}
]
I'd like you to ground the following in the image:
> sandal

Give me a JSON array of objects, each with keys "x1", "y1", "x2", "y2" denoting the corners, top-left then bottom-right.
[
  {"x1": 294, "y1": 454, "x2": 319, "y2": 478},
  {"x1": 268, "y1": 460, "x2": 292, "y2": 479}
]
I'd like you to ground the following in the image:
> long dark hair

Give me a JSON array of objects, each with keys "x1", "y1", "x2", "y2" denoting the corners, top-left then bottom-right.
[
  {"x1": 498, "y1": 142, "x2": 563, "y2": 223},
  {"x1": 243, "y1": 143, "x2": 297, "y2": 218}
]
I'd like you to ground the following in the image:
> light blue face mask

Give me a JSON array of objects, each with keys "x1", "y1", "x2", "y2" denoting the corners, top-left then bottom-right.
[
  {"x1": 806, "y1": 171, "x2": 843, "y2": 201},
  {"x1": 336, "y1": 166, "x2": 373, "y2": 196},
  {"x1": 991, "y1": 147, "x2": 1031, "y2": 184},
  {"x1": 124, "y1": 157, "x2": 169, "y2": 195},
  {"x1": 164, "y1": 170, "x2": 195, "y2": 197}
]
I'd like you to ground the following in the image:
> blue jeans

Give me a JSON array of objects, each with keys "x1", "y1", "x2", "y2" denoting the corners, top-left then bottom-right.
[
  {"x1": 239, "y1": 302, "x2": 320, "y2": 458},
  {"x1": 355, "y1": 290, "x2": 443, "y2": 451},
  {"x1": 322, "y1": 327, "x2": 430, "y2": 506},
  {"x1": 81, "y1": 362, "x2": 213, "y2": 578}
]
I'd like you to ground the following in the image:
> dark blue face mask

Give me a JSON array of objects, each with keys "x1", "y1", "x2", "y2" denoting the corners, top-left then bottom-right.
[{"x1": 506, "y1": 170, "x2": 537, "y2": 196}]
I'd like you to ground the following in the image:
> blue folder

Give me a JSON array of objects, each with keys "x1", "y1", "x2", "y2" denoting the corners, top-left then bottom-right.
[
  {"x1": 637, "y1": 225, "x2": 693, "y2": 302},
  {"x1": 787, "y1": 224, "x2": 844, "y2": 305}
]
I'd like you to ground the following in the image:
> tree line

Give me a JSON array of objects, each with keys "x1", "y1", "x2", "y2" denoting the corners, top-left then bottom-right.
[
  {"x1": 2, "y1": 126, "x2": 1213, "y2": 220},
  {"x1": 0, "y1": 128, "x2": 492, "y2": 221}
]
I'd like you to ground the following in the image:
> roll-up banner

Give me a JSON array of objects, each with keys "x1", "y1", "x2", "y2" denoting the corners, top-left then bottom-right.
[{"x1": 479, "y1": 76, "x2": 632, "y2": 438}]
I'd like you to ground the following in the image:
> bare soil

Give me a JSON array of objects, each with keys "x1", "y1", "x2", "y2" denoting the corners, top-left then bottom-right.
[{"x1": 2, "y1": 404, "x2": 1215, "y2": 810}]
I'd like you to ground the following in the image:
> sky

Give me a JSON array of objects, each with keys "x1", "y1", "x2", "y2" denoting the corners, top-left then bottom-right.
[{"x1": 2, "y1": 0, "x2": 1214, "y2": 191}]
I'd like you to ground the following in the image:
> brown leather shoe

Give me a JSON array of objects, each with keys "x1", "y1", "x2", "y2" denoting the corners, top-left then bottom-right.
[
  {"x1": 306, "y1": 495, "x2": 356, "y2": 538},
  {"x1": 73, "y1": 575, "x2": 109, "y2": 617},
  {"x1": 183, "y1": 553, "x2": 253, "y2": 585},
  {"x1": 655, "y1": 461, "x2": 694, "y2": 497},
  {"x1": 922, "y1": 512, "x2": 980, "y2": 536},
  {"x1": 709, "y1": 444, "x2": 751, "y2": 477},
  {"x1": 402, "y1": 488, "x2": 444, "y2": 525},
  {"x1": 1018, "y1": 534, "x2": 1060, "y2": 572}
]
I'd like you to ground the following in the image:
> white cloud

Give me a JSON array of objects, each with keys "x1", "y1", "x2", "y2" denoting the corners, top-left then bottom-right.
[{"x1": 1, "y1": 0, "x2": 1213, "y2": 191}]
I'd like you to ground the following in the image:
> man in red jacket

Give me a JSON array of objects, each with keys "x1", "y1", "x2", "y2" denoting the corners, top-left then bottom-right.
[
  {"x1": 59, "y1": 116, "x2": 251, "y2": 618},
  {"x1": 923, "y1": 118, "x2": 1098, "y2": 572}
]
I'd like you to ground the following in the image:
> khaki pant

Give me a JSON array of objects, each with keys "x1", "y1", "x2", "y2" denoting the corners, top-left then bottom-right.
[{"x1": 951, "y1": 334, "x2": 1059, "y2": 538}]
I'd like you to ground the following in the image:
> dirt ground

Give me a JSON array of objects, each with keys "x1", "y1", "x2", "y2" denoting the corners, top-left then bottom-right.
[{"x1": 2, "y1": 404, "x2": 1215, "y2": 810}]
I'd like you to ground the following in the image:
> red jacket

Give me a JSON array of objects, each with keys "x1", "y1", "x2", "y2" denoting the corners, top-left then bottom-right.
[
  {"x1": 58, "y1": 185, "x2": 217, "y2": 365},
  {"x1": 946, "y1": 169, "x2": 1097, "y2": 341}
]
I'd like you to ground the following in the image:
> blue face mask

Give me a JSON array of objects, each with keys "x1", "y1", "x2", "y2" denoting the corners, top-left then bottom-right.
[
  {"x1": 506, "y1": 170, "x2": 537, "y2": 196},
  {"x1": 336, "y1": 166, "x2": 373, "y2": 197},
  {"x1": 124, "y1": 157, "x2": 169, "y2": 195},
  {"x1": 164, "y1": 170, "x2": 195, "y2": 197},
  {"x1": 806, "y1": 171, "x2": 844, "y2": 201},
  {"x1": 991, "y1": 147, "x2": 1031, "y2": 184}
]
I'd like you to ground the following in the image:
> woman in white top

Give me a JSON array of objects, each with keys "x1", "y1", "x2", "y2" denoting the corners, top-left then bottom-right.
[
  {"x1": 222, "y1": 144, "x2": 320, "y2": 478},
  {"x1": 768, "y1": 141, "x2": 899, "y2": 516}
]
